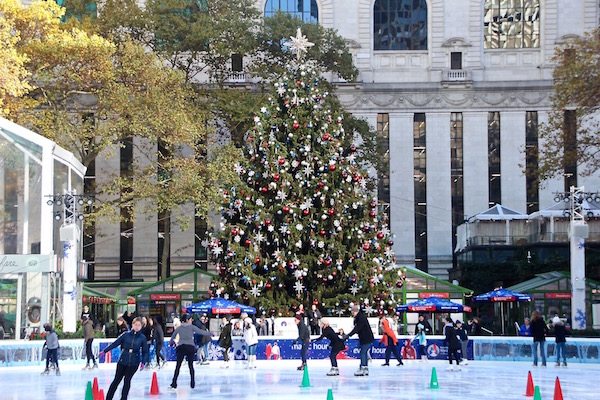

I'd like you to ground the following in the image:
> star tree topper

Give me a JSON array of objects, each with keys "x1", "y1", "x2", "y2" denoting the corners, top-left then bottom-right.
[{"x1": 284, "y1": 28, "x2": 314, "y2": 60}]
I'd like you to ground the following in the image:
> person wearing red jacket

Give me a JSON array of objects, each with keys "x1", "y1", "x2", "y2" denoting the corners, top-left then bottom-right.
[{"x1": 379, "y1": 317, "x2": 404, "y2": 366}]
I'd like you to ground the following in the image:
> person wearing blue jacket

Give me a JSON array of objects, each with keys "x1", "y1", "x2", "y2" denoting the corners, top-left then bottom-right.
[{"x1": 99, "y1": 317, "x2": 149, "y2": 400}]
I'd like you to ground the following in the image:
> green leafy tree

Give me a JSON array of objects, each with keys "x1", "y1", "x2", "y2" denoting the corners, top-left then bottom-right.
[
  {"x1": 208, "y1": 32, "x2": 397, "y2": 316},
  {"x1": 536, "y1": 27, "x2": 600, "y2": 182}
]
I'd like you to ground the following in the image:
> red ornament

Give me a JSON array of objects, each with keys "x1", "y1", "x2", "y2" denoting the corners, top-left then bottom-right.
[
  {"x1": 278, "y1": 157, "x2": 285, "y2": 165},
  {"x1": 377, "y1": 232, "x2": 384, "y2": 239},
  {"x1": 261, "y1": 187, "x2": 268, "y2": 194},
  {"x1": 273, "y1": 174, "x2": 280, "y2": 181},
  {"x1": 293, "y1": 122, "x2": 300, "y2": 130},
  {"x1": 350, "y1": 145, "x2": 356, "y2": 152},
  {"x1": 363, "y1": 243, "x2": 371, "y2": 251},
  {"x1": 329, "y1": 164, "x2": 336, "y2": 171},
  {"x1": 265, "y1": 282, "x2": 272, "y2": 290},
  {"x1": 303, "y1": 209, "x2": 310, "y2": 216},
  {"x1": 283, "y1": 205, "x2": 290, "y2": 213},
  {"x1": 231, "y1": 228, "x2": 238, "y2": 236},
  {"x1": 369, "y1": 210, "x2": 376, "y2": 218},
  {"x1": 323, "y1": 133, "x2": 330, "y2": 141},
  {"x1": 324, "y1": 259, "x2": 332, "y2": 266},
  {"x1": 328, "y1": 208, "x2": 335, "y2": 216},
  {"x1": 320, "y1": 229, "x2": 326, "y2": 236},
  {"x1": 255, "y1": 257, "x2": 261, "y2": 264},
  {"x1": 245, "y1": 239, "x2": 251, "y2": 246},
  {"x1": 370, "y1": 201, "x2": 377, "y2": 208},
  {"x1": 265, "y1": 219, "x2": 271, "y2": 226},
  {"x1": 318, "y1": 181, "x2": 325, "y2": 188}
]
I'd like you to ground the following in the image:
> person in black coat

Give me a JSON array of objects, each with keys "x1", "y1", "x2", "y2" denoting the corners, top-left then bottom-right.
[
  {"x1": 530, "y1": 310, "x2": 549, "y2": 366},
  {"x1": 152, "y1": 316, "x2": 166, "y2": 368},
  {"x1": 99, "y1": 317, "x2": 150, "y2": 400},
  {"x1": 193, "y1": 314, "x2": 211, "y2": 365},
  {"x1": 293, "y1": 313, "x2": 310, "y2": 370},
  {"x1": 443, "y1": 317, "x2": 461, "y2": 371},
  {"x1": 311, "y1": 318, "x2": 345, "y2": 376},
  {"x1": 552, "y1": 316, "x2": 567, "y2": 367},
  {"x1": 218, "y1": 317, "x2": 233, "y2": 368},
  {"x1": 415, "y1": 314, "x2": 432, "y2": 335},
  {"x1": 344, "y1": 305, "x2": 374, "y2": 376}
]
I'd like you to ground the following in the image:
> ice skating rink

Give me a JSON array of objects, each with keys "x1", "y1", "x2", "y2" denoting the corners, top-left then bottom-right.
[{"x1": 1, "y1": 359, "x2": 598, "y2": 400}]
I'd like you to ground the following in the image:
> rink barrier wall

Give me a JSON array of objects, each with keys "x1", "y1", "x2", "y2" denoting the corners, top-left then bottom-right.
[{"x1": 0, "y1": 336, "x2": 598, "y2": 367}]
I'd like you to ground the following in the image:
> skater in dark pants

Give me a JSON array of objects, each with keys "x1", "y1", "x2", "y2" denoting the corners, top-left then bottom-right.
[
  {"x1": 168, "y1": 314, "x2": 211, "y2": 391},
  {"x1": 443, "y1": 317, "x2": 461, "y2": 371},
  {"x1": 41, "y1": 323, "x2": 60, "y2": 376},
  {"x1": 99, "y1": 317, "x2": 149, "y2": 400},
  {"x1": 379, "y1": 317, "x2": 404, "y2": 366},
  {"x1": 152, "y1": 316, "x2": 166, "y2": 368},
  {"x1": 311, "y1": 318, "x2": 345, "y2": 376},
  {"x1": 217, "y1": 317, "x2": 233, "y2": 368},
  {"x1": 82, "y1": 315, "x2": 98, "y2": 369},
  {"x1": 293, "y1": 313, "x2": 310, "y2": 370},
  {"x1": 343, "y1": 305, "x2": 374, "y2": 376}
]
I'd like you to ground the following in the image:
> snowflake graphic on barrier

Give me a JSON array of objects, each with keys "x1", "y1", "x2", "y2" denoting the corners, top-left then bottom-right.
[{"x1": 574, "y1": 308, "x2": 586, "y2": 329}]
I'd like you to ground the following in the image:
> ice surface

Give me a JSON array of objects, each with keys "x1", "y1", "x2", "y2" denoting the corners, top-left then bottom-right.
[{"x1": 2, "y1": 359, "x2": 598, "y2": 400}]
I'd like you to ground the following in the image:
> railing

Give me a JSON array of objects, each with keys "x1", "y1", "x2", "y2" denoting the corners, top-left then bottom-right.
[
  {"x1": 226, "y1": 71, "x2": 250, "y2": 83},
  {"x1": 465, "y1": 231, "x2": 600, "y2": 246},
  {"x1": 442, "y1": 69, "x2": 472, "y2": 82}
]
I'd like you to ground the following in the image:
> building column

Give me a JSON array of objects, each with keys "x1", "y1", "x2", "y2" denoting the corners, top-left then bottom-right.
[
  {"x1": 500, "y1": 111, "x2": 527, "y2": 212},
  {"x1": 426, "y1": 112, "x2": 452, "y2": 280},
  {"x1": 389, "y1": 113, "x2": 415, "y2": 266},
  {"x1": 463, "y1": 112, "x2": 490, "y2": 217}
]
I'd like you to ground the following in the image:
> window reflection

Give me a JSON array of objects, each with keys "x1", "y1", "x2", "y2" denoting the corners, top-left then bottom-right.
[
  {"x1": 264, "y1": 0, "x2": 319, "y2": 23},
  {"x1": 374, "y1": 0, "x2": 428, "y2": 50},
  {"x1": 484, "y1": 0, "x2": 540, "y2": 49}
]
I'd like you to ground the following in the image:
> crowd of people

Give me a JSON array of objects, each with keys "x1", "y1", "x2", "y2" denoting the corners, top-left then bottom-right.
[{"x1": 34, "y1": 302, "x2": 574, "y2": 399}]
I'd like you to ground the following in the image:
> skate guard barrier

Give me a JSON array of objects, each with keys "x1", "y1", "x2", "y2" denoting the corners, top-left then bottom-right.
[{"x1": 1, "y1": 336, "x2": 599, "y2": 367}]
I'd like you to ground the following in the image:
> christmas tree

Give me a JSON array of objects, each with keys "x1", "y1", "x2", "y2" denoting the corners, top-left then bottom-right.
[{"x1": 208, "y1": 29, "x2": 398, "y2": 317}]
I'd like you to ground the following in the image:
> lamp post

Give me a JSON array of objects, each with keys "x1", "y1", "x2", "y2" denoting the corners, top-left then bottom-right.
[
  {"x1": 47, "y1": 192, "x2": 94, "y2": 333},
  {"x1": 568, "y1": 186, "x2": 588, "y2": 330}
]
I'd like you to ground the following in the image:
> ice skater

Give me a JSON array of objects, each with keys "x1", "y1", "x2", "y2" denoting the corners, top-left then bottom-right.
[
  {"x1": 455, "y1": 320, "x2": 469, "y2": 365},
  {"x1": 152, "y1": 316, "x2": 166, "y2": 368},
  {"x1": 530, "y1": 310, "x2": 548, "y2": 367},
  {"x1": 343, "y1": 305, "x2": 374, "y2": 376},
  {"x1": 41, "y1": 323, "x2": 60, "y2": 376},
  {"x1": 293, "y1": 313, "x2": 310, "y2": 370},
  {"x1": 412, "y1": 323, "x2": 428, "y2": 361},
  {"x1": 552, "y1": 316, "x2": 567, "y2": 367},
  {"x1": 218, "y1": 316, "x2": 232, "y2": 368},
  {"x1": 243, "y1": 317, "x2": 258, "y2": 369},
  {"x1": 311, "y1": 318, "x2": 344, "y2": 376},
  {"x1": 81, "y1": 315, "x2": 98, "y2": 369},
  {"x1": 379, "y1": 316, "x2": 403, "y2": 367},
  {"x1": 443, "y1": 317, "x2": 461, "y2": 371},
  {"x1": 168, "y1": 314, "x2": 211, "y2": 390},
  {"x1": 99, "y1": 317, "x2": 149, "y2": 400}
]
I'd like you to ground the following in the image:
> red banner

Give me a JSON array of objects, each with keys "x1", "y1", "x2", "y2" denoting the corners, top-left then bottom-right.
[
  {"x1": 151, "y1": 294, "x2": 180, "y2": 301},
  {"x1": 419, "y1": 292, "x2": 449, "y2": 299},
  {"x1": 212, "y1": 307, "x2": 241, "y2": 314},
  {"x1": 545, "y1": 293, "x2": 572, "y2": 299}
]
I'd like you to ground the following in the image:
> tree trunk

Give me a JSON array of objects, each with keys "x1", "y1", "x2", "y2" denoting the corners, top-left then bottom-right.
[{"x1": 160, "y1": 210, "x2": 171, "y2": 280}]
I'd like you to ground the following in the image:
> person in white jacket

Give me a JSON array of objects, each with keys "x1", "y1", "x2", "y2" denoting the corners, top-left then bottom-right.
[{"x1": 243, "y1": 318, "x2": 258, "y2": 369}]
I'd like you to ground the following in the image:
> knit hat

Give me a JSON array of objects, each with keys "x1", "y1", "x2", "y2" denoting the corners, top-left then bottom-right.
[{"x1": 552, "y1": 316, "x2": 561, "y2": 325}]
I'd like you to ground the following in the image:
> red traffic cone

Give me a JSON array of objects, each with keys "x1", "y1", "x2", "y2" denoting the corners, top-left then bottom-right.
[
  {"x1": 92, "y1": 377, "x2": 99, "y2": 397},
  {"x1": 525, "y1": 371, "x2": 535, "y2": 397},
  {"x1": 554, "y1": 377, "x2": 564, "y2": 400},
  {"x1": 150, "y1": 371, "x2": 160, "y2": 395},
  {"x1": 97, "y1": 389, "x2": 105, "y2": 400}
]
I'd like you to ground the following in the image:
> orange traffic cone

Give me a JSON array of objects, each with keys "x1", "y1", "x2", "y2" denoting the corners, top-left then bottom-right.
[
  {"x1": 554, "y1": 377, "x2": 564, "y2": 400},
  {"x1": 150, "y1": 371, "x2": 160, "y2": 395},
  {"x1": 96, "y1": 389, "x2": 105, "y2": 400},
  {"x1": 92, "y1": 377, "x2": 99, "y2": 398},
  {"x1": 525, "y1": 371, "x2": 535, "y2": 397}
]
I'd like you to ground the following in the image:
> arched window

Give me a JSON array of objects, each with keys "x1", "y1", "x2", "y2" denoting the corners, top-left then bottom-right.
[
  {"x1": 264, "y1": 0, "x2": 319, "y2": 23},
  {"x1": 484, "y1": 0, "x2": 540, "y2": 49},
  {"x1": 374, "y1": 0, "x2": 428, "y2": 51}
]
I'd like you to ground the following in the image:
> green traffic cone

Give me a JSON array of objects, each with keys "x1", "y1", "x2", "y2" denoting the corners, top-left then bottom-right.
[
  {"x1": 533, "y1": 385, "x2": 542, "y2": 400},
  {"x1": 430, "y1": 367, "x2": 439, "y2": 389},
  {"x1": 326, "y1": 388, "x2": 334, "y2": 400},
  {"x1": 85, "y1": 381, "x2": 94, "y2": 400},
  {"x1": 300, "y1": 365, "x2": 310, "y2": 387}
]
